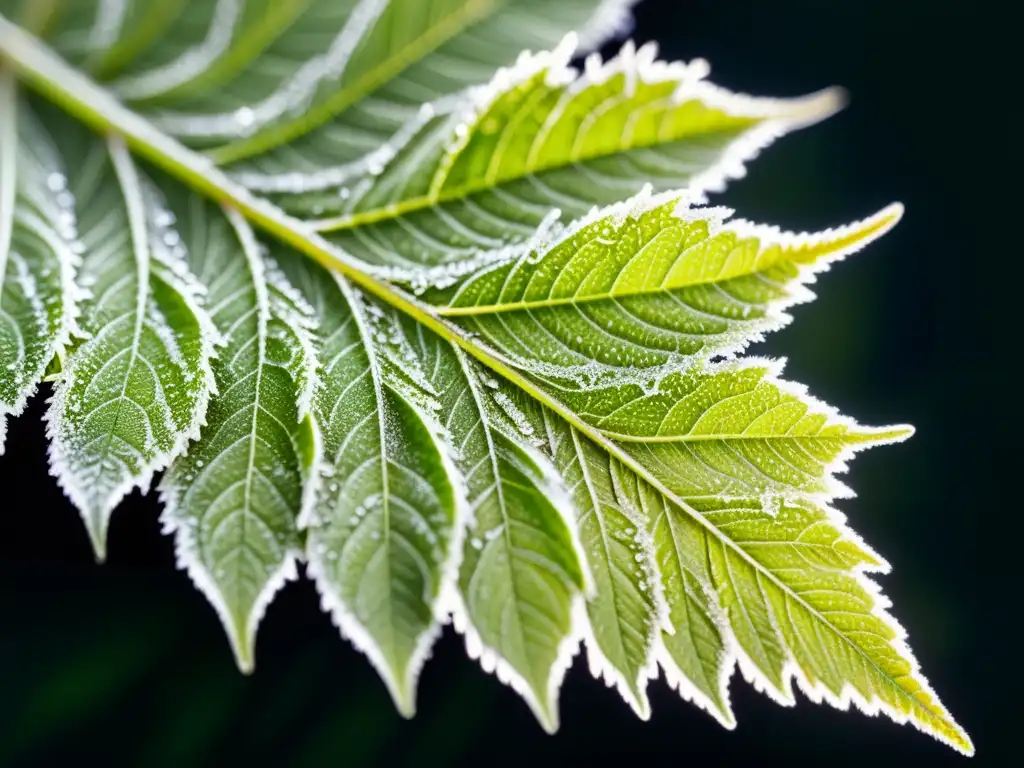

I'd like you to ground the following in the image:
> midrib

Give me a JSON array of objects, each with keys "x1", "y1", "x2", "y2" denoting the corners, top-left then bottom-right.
[
  {"x1": 0, "y1": 17, "x2": 954, "y2": 741},
  {"x1": 95, "y1": 136, "x2": 150, "y2": 499}
]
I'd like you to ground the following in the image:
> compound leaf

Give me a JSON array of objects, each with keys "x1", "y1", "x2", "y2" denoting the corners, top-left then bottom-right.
[{"x1": 0, "y1": 4, "x2": 973, "y2": 754}]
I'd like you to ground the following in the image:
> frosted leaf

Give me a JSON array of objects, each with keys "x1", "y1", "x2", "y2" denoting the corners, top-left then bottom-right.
[
  {"x1": 386, "y1": 316, "x2": 590, "y2": 732},
  {"x1": 0, "y1": 76, "x2": 81, "y2": 455},
  {"x1": 428, "y1": 192, "x2": 902, "y2": 388},
  {"x1": 0, "y1": 3, "x2": 973, "y2": 754},
  {"x1": 615, "y1": 463, "x2": 736, "y2": 727},
  {"x1": 546, "y1": 358, "x2": 913, "y2": 505},
  {"x1": 274, "y1": 252, "x2": 462, "y2": 716},
  {"x1": 307, "y1": 38, "x2": 843, "y2": 271},
  {"x1": 43, "y1": 126, "x2": 215, "y2": 561},
  {"x1": 27, "y1": 0, "x2": 631, "y2": 173},
  {"x1": 541, "y1": 413, "x2": 661, "y2": 719},
  {"x1": 158, "y1": 202, "x2": 316, "y2": 672}
]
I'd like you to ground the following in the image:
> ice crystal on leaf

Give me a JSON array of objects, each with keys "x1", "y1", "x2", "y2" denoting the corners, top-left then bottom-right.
[{"x1": 0, "y1": 0, "x2": 971, "y2": 755}]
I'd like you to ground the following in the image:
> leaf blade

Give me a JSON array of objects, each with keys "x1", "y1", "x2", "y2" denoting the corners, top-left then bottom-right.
[
  {"x1": 613, "y1": 460, "x2": 735, "y2": 727},
  {"x1": 392, "y1": 316, "x2": 590, "y2": 731},
  {"x1": 307, "y1": 41, "x2": 843, "y2": 273},
  {"x1": 542, "y1": 412, "x2": 660, "y2": 719},
  {"x1": 280, "y1": 256, "x2": 462, "y2": 716},
  {"x1": 44, "y1": 125, "x2": 215, "y2": 560},
  {"x1": 0, "y1": 72, "x2": 79, "y2": 453},
  {"x1": 158, "y1": 202, "x2": 316, "y2": 670}
]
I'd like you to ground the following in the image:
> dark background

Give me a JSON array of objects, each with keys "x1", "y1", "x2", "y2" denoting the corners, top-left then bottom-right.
[{"x1": 0, "y1": 0, "x2": 1008, "y2": 765}]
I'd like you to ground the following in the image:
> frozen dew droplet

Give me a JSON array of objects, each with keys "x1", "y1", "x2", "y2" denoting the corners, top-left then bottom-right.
[{"x1": 233, "y1": 107, "x2": 255, "y2": 128}]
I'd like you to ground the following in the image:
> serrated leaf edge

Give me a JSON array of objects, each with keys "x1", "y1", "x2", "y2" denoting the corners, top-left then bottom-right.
[
  {"x1": 566, "y1": 426, "x2": 664, "y2": 720},
  {"x1": 604, "y1": 354, "x2": 914, "y2": 505},
  {"x1": 157, "y1": 206, "x2": 313, "y2": 671},
  {"x1": 45, "y1": 136, "x2": 217, "y2": 560},
  {"x1": 0, "y1": 70, "x2": 84, "y2": 452},
  {"x1": 435, "y1": 189, "x2": 904, "y2": 395},
  {"x1": 446, "y1": 349, "x2": 593, "y2": 733},
  {"x1": 303, "y1": 272, "x2": 471, "y2": 718}
]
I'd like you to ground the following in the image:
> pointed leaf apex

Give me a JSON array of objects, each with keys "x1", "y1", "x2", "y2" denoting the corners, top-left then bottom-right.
[
  {"x1": 724, "y1": 200, "x2": 905, "y2": 273},
  {"x1": 871, "y1": 423, "x2": 915, "y2": 444},
  {"x1": 777, "y1": 86, "x2": 849, "y2": 129},
  {"x1": 82, "y1": 513, "x2": 109, "y2": 564},
  {"x1": 930, "y1": 716, "x2": 975, "y2": 757},
  {"x1": 534, "y1": 701, "x2": 560, "y2": 735},
  {"x1": 227, "y1": 624, "x2": 255, "y2": 676},
  {"x1": 371, "y1": 659, "x2": 419, "y2": 720},
  {"x1": 794, "y1": 201, "x2": 904, "y2": 264},
  {"x1": 843, "y1": 422, "x2": 915, "y2": 451},
  {"x1": 387, "y1": 678, "x2": 418, "y2": 720},
  {"x1": 630, "y1": 689, "x2": 652, "y2": 721},
  {"x1": 873, "y1": 200, "x2": 905, "y2": 230},
  {"x1": 954, "y1": 730, "x2": 976, "y2": 757}
]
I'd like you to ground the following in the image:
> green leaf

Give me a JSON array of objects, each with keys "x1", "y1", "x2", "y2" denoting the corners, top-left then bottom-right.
[
  {"x1": 541, "y1": 414, "x2": 660, "y2": 719},
  {"x1": 690, "y1": 492, "x2": 962, "y2": 751},
  {"x1": 0, "y1": 5, "x2": 974, "y2": 755},
  {"x1": 41, "y1": 112, "x2": 216, "y2": 561},
  {"x1": 426, "y1": 192, "x2": 901, "y2": 384},
  {"x1": 17, "y1": 0, "x2": 633, "y2": 165},
  {"x1": 304, "y1": 40, "x2": 841, "y2": 271},
  {"x1": 389, "y1": 315, "x2": 590, "y2": 732},
  {"x1": 277, "y1": 255, "x2": 462, "y2": 716},
  {"x1": 158, "y1": 198, "x2": 317, "y2": 672},
  {"x1": 0, "y1": 71, "x2": 79, "y2": 453},
  {"x1": 614, "y1": 461, "x2": 735, "y2": 726},
  {"x1": 616, "y1": 368, "x2": 913, "y2": 508}
]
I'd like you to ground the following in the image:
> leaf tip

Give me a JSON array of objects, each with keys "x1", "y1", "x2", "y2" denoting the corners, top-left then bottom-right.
[
  {"x1": 769, "y1": 200, "x2": 905, "y2": 269},
  {"x1": 919, "y1": 700, "x2": 975, "y2": 757},
  {"x1": 390, "y1": 685, "x2": 418, "y2": 720},
  {"x1": 873, "y1": 201, "x2": 905, "y2": 231},
  {"x1": 954, "y1": 730, "x2": 976, "y2": 758},
  {"x1": 930, "y1": 716, "x2": 975, "y2": 757},
  {"x1": 378, "y1": 664, "x2": 419, "y2": 720},
  {"x1": 632, "y1": 693, "x2": 652, "y2": 722},
  {"x1": 535, "y1": 705, "x2": 560, "y2": 735},
  {"x1": 81, "y1": 511, "x2": 110, "y2": 564},
  {"x1": 848, "y1": 422, "x2": 915, "y2": 449},
  {"x1": 881, "y1": 423, "x2": 915, "y2": 443},
  {"x1": 228, "y1": 627, "x2": 256, "y2": 676},
  {"x1": 829, "y1": 201, "x2": 904, "y2": 256},
  {"x1": 786, "y1": 86, "x2": 849, "y2": 127}
]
